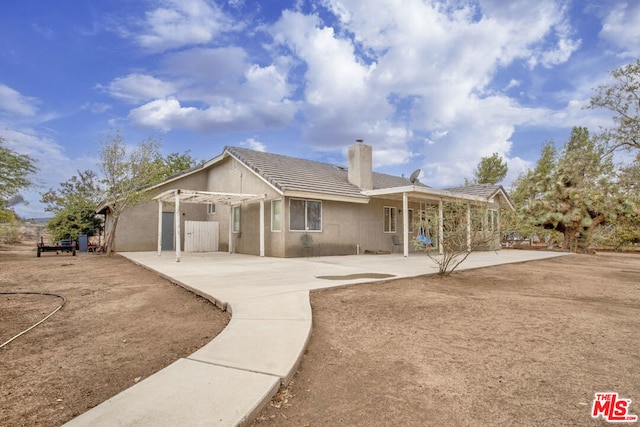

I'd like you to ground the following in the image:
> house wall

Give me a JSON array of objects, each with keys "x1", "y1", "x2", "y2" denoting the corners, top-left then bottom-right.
[
  {"x1": 110, "y1": 170, "x2": 209, "y2": 252},
  {"x1": 206, "y1": 157, "x2": 283, "y2": 256},
  {"x1": 281, "y1": 196, "x2": 426, "y2": 257}
]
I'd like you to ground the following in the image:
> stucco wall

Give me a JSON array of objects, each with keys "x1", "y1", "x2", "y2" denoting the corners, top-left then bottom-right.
[
  {"x1": 110, "y1": 170, "x2": 208, "y2": 252},
  {"x1": 281, "y1": 197, "x2": 428, "y2": 257},
  {"x1": 206, "y1": 157, "x2": 283, "y2": 256}
]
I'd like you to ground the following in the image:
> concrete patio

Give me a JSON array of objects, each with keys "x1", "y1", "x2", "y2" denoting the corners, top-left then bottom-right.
[{"x1": 63, "y1": 249, "x2": 567, "y2": 426}]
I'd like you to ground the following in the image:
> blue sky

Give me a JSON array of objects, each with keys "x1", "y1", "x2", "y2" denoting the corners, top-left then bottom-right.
[{"x1": 1, "y1": 0, "x2": 638, "y2": 218}]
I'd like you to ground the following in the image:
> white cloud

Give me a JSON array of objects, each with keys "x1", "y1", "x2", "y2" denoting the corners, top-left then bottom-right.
[
  {"x1": 128, "y1": 96, "x2": 297, "y2": 133},
  {"x1": 240, "y1": 138, "x2": 266, "y2": 152},
  {"x1": 161, "y1": 47, "x2": 247, "y2": 79},
  {"x1": 599, "y1": 1, "x2": 640, "y2": 57},
  {"x1": 82, "y1": 102, "x2": 112, "y2": 114},
  {"x1": 136, "y1": 0, "x2": 233, "y2": 52},
  {"x1": 100, "y1": 73, "x2": 176, "y2": 104},
  {"x1": 0, "y1": 84, "x2": 39, "y2": 116},
  {"x1": 263, "y1": 0, "x2": 587, "y2": 182}
]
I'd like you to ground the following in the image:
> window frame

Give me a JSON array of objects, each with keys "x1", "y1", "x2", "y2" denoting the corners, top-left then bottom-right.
[
  {"x1": 383, "y1": 206, "x2": 397, "y2": 233},
  {"x1": 271, "y1": 199, "x2": 282, "y2": 232},
  {"x1": 289, "y1": 198, "x2": 323, "y2": 232},
  {"x1": 232, "y1": 205, "x2": 241, "y2": 233},
  {"x1": 207, "y1": 203, "x2": 216, "y2": 214}
]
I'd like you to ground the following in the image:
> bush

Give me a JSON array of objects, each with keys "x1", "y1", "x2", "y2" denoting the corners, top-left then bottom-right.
[{"x1": 0, "y1": 223, "x2": 22, "y2": 244}]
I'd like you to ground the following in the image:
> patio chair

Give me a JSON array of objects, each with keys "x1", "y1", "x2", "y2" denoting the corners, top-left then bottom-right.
[
  {"x1": 391, "y1": 235, "x2": 403, "y2": 253},
  {"x1": 301, "y1": 234, "x2": 319, "y2": 257}
]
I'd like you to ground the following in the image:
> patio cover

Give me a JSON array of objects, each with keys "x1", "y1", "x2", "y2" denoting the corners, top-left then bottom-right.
[
  {"x1": 363, "y1": 185, "x2": 496, "y2": 257},
  {"x1": 154, "y1": 189, "x2": 265, "y2": 262}
]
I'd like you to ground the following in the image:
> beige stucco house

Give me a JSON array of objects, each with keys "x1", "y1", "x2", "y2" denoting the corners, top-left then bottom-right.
[{"x1": 98, "y1": 141, "x2": 513, "y2": 258}]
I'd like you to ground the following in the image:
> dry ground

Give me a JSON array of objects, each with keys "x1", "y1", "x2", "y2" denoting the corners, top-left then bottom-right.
[
  {"x1": 253, "y1": 253, "x2": 640, "y2": 426},
  {"x1": 0, "y1": 241, "x2": 230, "y2": 427}
]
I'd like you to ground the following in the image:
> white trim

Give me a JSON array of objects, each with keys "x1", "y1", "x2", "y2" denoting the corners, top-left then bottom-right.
[
  {"x1": 283, "y1": 190, "x2": 369, "y2": 204},
  {"x1": 402, "y1": 192, "x2": 409, "y2": 257},
  {"x1": 232, "y1": 206, "x2": 241, "y2": 233},
  {"x1": 271, "y1": 199, "x2": 282, "y2": 232},
  {"x1": 364, "y1": 185, "x2": 487, "y2": 203},
  {"x1": 154, "y1": 189, "x2": 262, "y2": 205},
  {"x1": 383, "y1": 206, "x2": 397, "y2": 233}
]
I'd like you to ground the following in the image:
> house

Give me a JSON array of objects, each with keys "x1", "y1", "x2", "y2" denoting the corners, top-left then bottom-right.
[{"x1": 98, "y1": 140, "x2": 513, "y2": 258}]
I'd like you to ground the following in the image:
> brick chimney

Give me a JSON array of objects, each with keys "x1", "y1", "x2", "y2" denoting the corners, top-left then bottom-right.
[{"x1": 348, "y1": 139, "x2": 373, "y2": 190}]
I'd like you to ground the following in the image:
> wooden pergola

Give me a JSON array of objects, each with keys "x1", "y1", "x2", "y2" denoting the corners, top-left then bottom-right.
[{"x1": 153, "y1": 189, "x2": 265, "y2": 262}]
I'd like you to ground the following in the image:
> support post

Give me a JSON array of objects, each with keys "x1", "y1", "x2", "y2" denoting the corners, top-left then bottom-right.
[
  {"x1": 228, "y1": 205, "x2": 233, "y2": 254},
  {"x1": 466, "y1": 202, "x2": 472, "y2": 252},
  {"x1": 402, "y1": 192, "x2": 409, "y2": 257},
  {"x1": 175, "y1": 191, "x2": 181, "y2": 262},
  {"x1": 438, "y1": 199, "x2": 444, "y2": 255},
  {"x1": 157, "y1": 200, "x2": 163, "y2": 256},
  {"x1": 259, "y1": 198, "x2": 265, "y2": 257}
]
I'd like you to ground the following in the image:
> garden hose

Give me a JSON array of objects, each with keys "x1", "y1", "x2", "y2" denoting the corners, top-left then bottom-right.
[{"x1": 0, "y1": 292, "x2": 67, "y2": 349}]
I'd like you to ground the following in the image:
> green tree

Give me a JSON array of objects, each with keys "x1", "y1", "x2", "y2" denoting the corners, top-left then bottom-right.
[
  {"x1": 606, "y1": 153, "x2": 640, "y2": 247},
  {"x1": 0, "y1": 137, "x2": 37, "y2": 219},
  {"x1": 589, "y1": 59, "x2": 640, "y2": 152},
  {"x1": 41, "y1": 170, "x2": 103, "y2": 241},
  {"x1": 502, "y1": 141, "x2": 558, "y2": 242},
  {"x1": 472, "y1": 152, "x2": 508, "y2": 184},
  {"x1": 99, "y1": 131, "x2": 164, "y2": 255},
  {"x1": 154, "y1": 150, "x2": 201, "y2": 181},
  {"x1": 519, "y1": 127, "x2": 629, "y2": 252}
]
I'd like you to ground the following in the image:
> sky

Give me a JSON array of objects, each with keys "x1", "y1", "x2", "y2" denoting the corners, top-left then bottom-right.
[{"x1": 1, "y1": 0, "x2": 639, "y2": 218}]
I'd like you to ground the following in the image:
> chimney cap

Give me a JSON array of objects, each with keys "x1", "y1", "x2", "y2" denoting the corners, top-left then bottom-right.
[{"x1": 356, "y1": 139, "x2": 364, "y2": 143}]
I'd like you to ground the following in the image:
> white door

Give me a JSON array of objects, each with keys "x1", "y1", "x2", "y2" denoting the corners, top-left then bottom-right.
[{"x1": 184, "y1": 221, "x2": 219, "y2": 252}]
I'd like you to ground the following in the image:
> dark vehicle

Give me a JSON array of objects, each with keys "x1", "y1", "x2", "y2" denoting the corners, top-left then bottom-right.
[{"x1": 37, "y1": 238, "x2": 76, "y2": 257}]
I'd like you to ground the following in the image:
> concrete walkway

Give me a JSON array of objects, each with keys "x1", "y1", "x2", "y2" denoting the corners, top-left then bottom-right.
[{"x1": 64, "y1": 250, "x2": 566, "y2": 426}]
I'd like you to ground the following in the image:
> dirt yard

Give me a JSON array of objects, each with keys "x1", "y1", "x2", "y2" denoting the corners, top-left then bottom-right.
[
  {"x1": 253, "y1": 253, "x2": 640, "y2": 426},
  {"x1": 0, "y1": 242, "x2": 230, "y2": 427}
]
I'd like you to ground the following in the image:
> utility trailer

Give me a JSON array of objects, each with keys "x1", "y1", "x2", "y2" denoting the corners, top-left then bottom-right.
[{"x1": 37, "y1": 238, "x2": 76, "y2": 257}]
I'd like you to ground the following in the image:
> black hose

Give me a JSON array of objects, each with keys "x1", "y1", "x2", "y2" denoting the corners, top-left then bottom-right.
[{"x1": 0, "y1": 292, "x2": 67, "y2": 349}]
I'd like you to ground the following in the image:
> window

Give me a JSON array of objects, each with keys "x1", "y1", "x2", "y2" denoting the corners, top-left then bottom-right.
[
  {"x1": 290, "y1": 199, "x2": 322, "y2": 231},
  {"x1": 408, "y1": 209, "x2": 414, "y2": 233},
  {"x1": 207, "y1": 203, "x2": 216, "y2": 214},
  {"x1": 383, "y1": 206, "x2": 396, "y2": 233},
  {"x1": 232, "y1": 206, "x2": 240, "y2": 233},
  {"x1": 271, "y1": 199, "x2": 282, "y2": 231}
]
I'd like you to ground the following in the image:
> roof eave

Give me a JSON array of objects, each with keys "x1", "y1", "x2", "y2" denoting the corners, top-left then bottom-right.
[
  {"x1": 364, "y1": 186, "x2": 488, "y2": 203},
  {"x1": 283, "y1": 190, "x2": 370, "y2": 204}
]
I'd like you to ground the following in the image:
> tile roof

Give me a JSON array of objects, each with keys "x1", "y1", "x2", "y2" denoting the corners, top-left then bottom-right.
[
  {"x1": 225, "y1": 146, "x2": 426, "y2": 198},
  {"x1": 445, "y1": 184, "x2": 505, "y2": 198}
]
